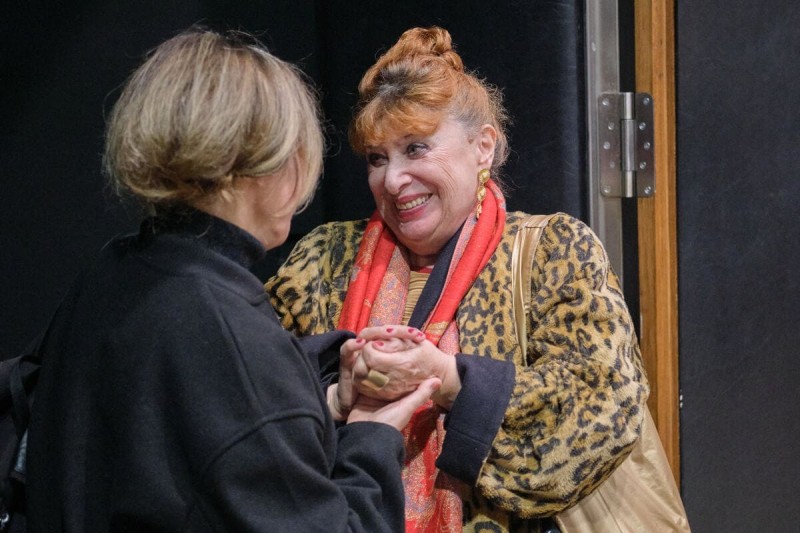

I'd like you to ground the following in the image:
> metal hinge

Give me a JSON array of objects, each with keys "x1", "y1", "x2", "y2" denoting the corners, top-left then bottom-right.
[{"x1": 598, "y1": 92, "x2": 655, "y2": 197}]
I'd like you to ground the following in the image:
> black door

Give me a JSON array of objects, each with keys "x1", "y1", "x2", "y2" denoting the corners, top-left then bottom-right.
[{"x1": 676, "y1": 1, "x2": 800, "y2": 529}]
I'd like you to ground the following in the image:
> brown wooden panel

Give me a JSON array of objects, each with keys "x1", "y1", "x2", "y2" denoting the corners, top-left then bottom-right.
[{"x1": 634, "y1": 0, "x2": 680, "y2": 483}]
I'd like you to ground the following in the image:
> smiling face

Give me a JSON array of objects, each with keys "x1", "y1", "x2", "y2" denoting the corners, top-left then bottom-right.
[{"x1": 365, "y1": 117, "x2": 496, "y2": 267}]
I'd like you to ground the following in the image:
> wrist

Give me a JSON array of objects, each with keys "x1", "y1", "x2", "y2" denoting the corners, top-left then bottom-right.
[
  {"x1": 432, "y1": 356, "x2": 461, "y2": 410},
  {"x1": 327, "y1": 384, "x2": 347, "y2": 421}
]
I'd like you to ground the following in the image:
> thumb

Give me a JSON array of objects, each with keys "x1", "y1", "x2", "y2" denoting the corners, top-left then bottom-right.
[{"x1": 398, "y1": 377, "x2": 441, "y2": 411}]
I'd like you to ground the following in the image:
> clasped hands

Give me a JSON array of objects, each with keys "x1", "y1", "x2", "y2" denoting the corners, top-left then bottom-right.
[{"x1": 328, "y1": 325, "x2": 461, "y2": 430}]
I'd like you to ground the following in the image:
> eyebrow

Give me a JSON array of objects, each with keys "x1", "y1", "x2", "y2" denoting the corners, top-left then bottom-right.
[{"x1": 365, "y1": 133, "x2": 420, "y2": 151}]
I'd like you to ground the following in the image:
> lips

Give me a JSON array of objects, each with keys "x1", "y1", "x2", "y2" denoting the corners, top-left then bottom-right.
[{"x1": 396, "y1": 194, "x2": 431, "y2": 211}]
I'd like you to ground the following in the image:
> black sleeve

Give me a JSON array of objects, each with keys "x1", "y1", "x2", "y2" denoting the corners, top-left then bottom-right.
[
  {"x1": 295, "y1": 329, "x2": 356, "y2": 389},
  {"x1": 436, "y1": 354, "x2": 515, "y2": 484},
  {"x1": 181, "y1": 297, "x2": 405, "y2": 532},
  {"x1": 186, "y1": 415, "x2": 405, "y2": 533}
]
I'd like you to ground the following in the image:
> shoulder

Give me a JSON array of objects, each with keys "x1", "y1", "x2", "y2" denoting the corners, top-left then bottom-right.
[
  {"x1": 285, "y1": 220, "x2": 366, "y2": 265},
  {"x1": 266, "y1": 220, "x2": 367, "y2": 331},
  {"x1": 540, "y1": 213, "x2": 609, "y2": 271},
  {"x1": 507, "y1": 211, "x2": 594, "y2": 237},
  {"x1": 509, "y1": 211, "x2": 607, "y2": 262},
  {"x1": 297, "y1": 219, "x2": 368, "y2": 246},
  {"x1": 543, "y1": 212, "x2": 601, "y2": 244},
  {"x1": 279, "y1": 219, "x2": 366, "y2": 269},
  {"x1": 505, "y1": 211, "x2": 614, "y2": 296}
]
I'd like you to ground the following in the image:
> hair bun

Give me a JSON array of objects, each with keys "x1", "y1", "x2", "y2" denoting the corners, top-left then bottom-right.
[{"x1": 389, "y1": 26, "x2": 464, "y2": 72}]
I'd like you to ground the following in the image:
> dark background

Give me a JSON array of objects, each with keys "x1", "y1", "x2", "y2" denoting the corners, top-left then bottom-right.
[
  {"x1": 3, "y1": 1, "x2": 799, "y2": 531},
  {"x1": 1, "y1": 0, "x2": 586, "y2": 358}
]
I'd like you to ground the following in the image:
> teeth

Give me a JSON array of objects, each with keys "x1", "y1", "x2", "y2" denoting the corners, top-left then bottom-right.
[{"x1": 397, "y1": 195, "x2": 430, "y2": 210}]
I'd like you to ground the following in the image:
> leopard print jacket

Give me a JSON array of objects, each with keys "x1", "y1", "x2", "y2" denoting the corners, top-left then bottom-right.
[{"x1": 265, "y1": 211, "x2": 649, "y2": 532}]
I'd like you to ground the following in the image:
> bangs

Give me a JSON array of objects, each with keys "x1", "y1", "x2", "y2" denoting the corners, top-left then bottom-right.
[{"x1": 352, "y1": 97, "x2": 445, "y2": 152}]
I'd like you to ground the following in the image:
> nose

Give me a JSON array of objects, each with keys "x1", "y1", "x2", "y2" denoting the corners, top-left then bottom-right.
[{"x1": 383, "y1": 159, "x2": 412, "y2": 195}]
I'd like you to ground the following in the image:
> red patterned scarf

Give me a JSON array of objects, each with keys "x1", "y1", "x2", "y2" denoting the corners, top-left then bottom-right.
[{"x1": 338, "y1": 181, "x2": 506, "y2": 532}]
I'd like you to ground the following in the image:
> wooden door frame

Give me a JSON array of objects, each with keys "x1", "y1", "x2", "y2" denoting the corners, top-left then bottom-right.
[{"x1": 634, "y1": 0, "x2": 680, "y2": 483}]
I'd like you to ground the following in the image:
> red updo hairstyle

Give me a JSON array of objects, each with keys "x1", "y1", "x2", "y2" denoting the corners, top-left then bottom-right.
[{"x1": 350, "y1": 26, "x2": 510, "y2": 177}]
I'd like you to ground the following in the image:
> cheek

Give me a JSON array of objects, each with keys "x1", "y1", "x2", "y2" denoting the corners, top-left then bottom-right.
[
  {"x1": 367, "y1": 165, "x2": 383, "y2": 183},
  {"x1": 367, "y1": 169, "x2": 385, "y2": 198},
  {"x1": 274, "y1": 177, "x2": 300, "y2": 214},
  {"x1": 367, "y1": 174, "x2": 380, "y2": 193},
  {"x1": 365, "y1": 171, "x2": 385, "y2": 216},
  {"x1": 431, "y1": 162, "x2": 463, "y2": 201}
]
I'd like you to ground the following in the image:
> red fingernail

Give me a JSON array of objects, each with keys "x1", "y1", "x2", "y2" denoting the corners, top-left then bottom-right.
[
  {"x1": 355, "y1": 338, "x2": 365, "y2": 344},
  {"x1": 386, "y1": 327, "x2": 394, "y2": 333},
  {"x1": 375, "y1": 341, "x2": 384, "y2": 347},
  {"x1": 408, "y1": 327, "x2": 416, "y2": 334}
]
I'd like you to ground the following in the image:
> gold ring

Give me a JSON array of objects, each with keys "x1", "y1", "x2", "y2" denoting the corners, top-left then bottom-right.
[{"x1": 361, "y1": 369, "x2": 390, "y2": 391}]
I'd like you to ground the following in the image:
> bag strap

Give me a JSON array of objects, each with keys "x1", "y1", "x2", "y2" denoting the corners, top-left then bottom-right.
[{"x1": 511, "y1": 214, "x2": 555, "y2": 357}]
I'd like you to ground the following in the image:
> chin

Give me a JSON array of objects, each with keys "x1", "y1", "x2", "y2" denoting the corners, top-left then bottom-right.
[
  {"x1": 394, "y1": 220, "x2": 427, "y2": 240},
  {"x1": 272, "y1": 233, "x2": 291, "y2": 249},
  {"x1": 261, "y1": 227, "x2": 290, "y2": 251}
]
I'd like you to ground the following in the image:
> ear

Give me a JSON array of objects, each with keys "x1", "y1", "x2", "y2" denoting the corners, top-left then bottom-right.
[{"x1": 474, "y1": 124, "x2": 497, "y2": 168}]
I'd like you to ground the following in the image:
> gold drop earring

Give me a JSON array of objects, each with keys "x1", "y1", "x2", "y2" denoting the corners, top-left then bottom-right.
[{"x1": 475, "y1": 168, "x2": 490, "y2": 219}]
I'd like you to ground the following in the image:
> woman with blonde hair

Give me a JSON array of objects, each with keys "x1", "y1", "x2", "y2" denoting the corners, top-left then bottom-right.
[
  {"x1": 267, "y1": 26, "x2": 649, "y2": 532},
  {"x1": 26, "y1": 29, "x2": 437, "y2": 532}
]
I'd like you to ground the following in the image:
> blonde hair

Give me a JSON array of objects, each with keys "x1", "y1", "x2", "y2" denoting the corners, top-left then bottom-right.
[
  {"x1": 104, "y1": 29, "x2": 323, "y2": 213},
  {"x1": 350, "y1": 26, "x2": 509, "y2": 176}
]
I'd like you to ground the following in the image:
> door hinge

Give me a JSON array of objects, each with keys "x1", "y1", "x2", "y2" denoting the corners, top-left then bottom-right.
[{"x1": 598, "y1": 92, "x2": 655, "y2": 198}]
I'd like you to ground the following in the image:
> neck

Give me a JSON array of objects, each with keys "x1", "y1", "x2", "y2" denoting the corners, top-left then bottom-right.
[
  {"x1": 409, "y1": 251, "x2": 438, "y2": 270},
  {"x1": 191, "y1": 182, "x2": 270, "y2": 249}
]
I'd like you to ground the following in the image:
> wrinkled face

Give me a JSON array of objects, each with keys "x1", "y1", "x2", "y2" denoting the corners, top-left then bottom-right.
[{"x1": 365, "y1": 117, "x2": 495, "y2": 264}]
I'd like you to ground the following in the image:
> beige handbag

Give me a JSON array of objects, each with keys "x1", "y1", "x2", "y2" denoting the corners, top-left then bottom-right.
[{"x1": 511, "y1": 214, "x2": 691, "y2": 532}]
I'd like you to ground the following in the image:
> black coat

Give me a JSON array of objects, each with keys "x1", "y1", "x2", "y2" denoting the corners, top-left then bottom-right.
[{"x1": 26, "y1": 211, "x2": 405, "y2": 532}]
